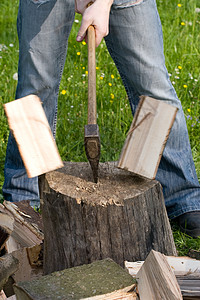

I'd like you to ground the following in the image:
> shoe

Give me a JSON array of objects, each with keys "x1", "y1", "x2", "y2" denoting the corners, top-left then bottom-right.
[{"x1": 176, "y1": 211, "x2": 200, "y2": 238}]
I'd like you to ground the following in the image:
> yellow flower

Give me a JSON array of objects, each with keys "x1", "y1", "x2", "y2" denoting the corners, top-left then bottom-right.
[
  {"x1": 100, "y1": 76, "x2": 103, "y2": 80},
  {"x1": 183, "y1": 84, "x2": 188, "y2": 88},
  {"x1": 187, "y1": 108, "x2": 191, "y2": 112},
  {"x1": 111, "y1": 74, "x2": 114, "y2": 79},
  {"x1": 85, "y1": 71, "x2": 88, "y2": 75},
  {"x1": 82, "y1": 41, "x2": 86, "y2": 45},
  {"x1": 108, "y1": 83, "x2": 112, "y2": 86},
  {"x1": 77, "y1": 52, "x2": 81, "y2": 55},
  {"x1": 178, "y1": 66, "x2": 182, "y2": 70},
  {"x1": 82, "y1": 67, "x2": 85, "y2": 69},
  {"x1": 177, "y1": 3, "x2": 182, "y2": 7},
  {"x1": 110, "y1": 93, "x2": 114, "y2": 99},
  {"x1": 61, "y1": 90, "x2": 67, "y2": 95},
  {"x1": 96, "y1": 67, "x2": 99, "y2": 70},
  {"x1": 181, "y1": 22, "x2": 185, "y2": 26}
]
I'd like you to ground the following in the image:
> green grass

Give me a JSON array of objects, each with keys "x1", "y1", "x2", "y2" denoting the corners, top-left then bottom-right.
[{"x1": 0, "y1": 0, "x2": 200, "y2": 255}]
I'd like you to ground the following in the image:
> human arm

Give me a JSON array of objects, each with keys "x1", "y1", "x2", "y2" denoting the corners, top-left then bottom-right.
[{"x1": 75, "y1": 0, "x2": 113, "y2": 47}]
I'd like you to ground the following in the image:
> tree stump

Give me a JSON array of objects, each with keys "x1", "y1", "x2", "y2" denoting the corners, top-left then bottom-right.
[{"x1": 40, "y1": 162, "x2": 177, "y2": 275}]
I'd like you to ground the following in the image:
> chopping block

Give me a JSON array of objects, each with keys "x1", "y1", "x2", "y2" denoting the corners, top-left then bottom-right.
[{"x1": 39, "y1": 161, "x2": 177, "y2": 275}]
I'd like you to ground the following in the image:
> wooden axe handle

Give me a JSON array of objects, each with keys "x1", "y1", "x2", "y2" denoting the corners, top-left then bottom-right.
[{"x1": 88, "y1": 25, "x2": 96, "y2": 125}]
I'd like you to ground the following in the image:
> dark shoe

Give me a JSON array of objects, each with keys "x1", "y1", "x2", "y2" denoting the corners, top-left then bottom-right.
[{"x1": 177, "y1": 211, "x2": 200, "y2": 238}]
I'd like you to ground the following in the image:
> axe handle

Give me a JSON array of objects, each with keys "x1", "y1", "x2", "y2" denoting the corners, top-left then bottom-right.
[{"x1": 88, "y1": 25, "x2": 96, "y2": 125}]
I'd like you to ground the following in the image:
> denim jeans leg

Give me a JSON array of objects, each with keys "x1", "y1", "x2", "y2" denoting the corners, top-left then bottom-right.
[
  {"x1": 105, "y1": 0, "x2": 200, "y2": 218},
  {"x1": 3, "y1": 0, "x2": 75, "y2": 204}
]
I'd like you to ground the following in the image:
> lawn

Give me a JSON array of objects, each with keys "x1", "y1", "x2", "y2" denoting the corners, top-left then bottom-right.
[{"x1": 0, "y1": 0, "x2": 200, "y2": 254}]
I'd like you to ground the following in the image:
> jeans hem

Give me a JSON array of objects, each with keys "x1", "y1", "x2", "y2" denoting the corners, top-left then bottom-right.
[{"x1": 169, "y1": 206, "x2": 200, "y2": 219}]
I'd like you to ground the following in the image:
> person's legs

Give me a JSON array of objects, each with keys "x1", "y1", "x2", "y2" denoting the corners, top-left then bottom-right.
[
  {"x1": 3, "y1": 0, "x2": 75, "y2": 206},
  {"x1": 105, "y1": 0, "x2": 200, "y2": 219}
]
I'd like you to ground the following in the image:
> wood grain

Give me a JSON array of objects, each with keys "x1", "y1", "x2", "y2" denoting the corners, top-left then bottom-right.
[
  {"x1": 4, "y1": 95, "x2": 63, "y2": 178},
  {"x1": 118, "y1": 96, "x2": 178, "y2": 179}
]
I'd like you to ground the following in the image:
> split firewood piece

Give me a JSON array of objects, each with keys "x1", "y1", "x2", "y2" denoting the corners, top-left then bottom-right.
[
  {"x1": 137, "y1": 250, "x2": 183, "y2": 300},
  {"x1": 11, "y1": 244, "x2": 43, "y2": 284},
  {"x1": 7, "y1": 296, "x2": 17, "y2": 300},
  {"x1": 0, "y1": 291, "x2": 16, "y2": 300},
  {"x1": 176, "y1": 273, "x2": 200, "y2": 298},
  {"x1": 0, "y1": 292, "x2": 17, "y2": 300},
  {"x1": 4, "y1": 95, "x2": 63, "y2": 178},
  {"x1": 14, "y1": 258, "x2": 137, "y2": 300},
  {"x1": 0, "y1": 205, "x2": 14, "y2": 251},
  {"x1": 125, "y1": 255, "x2": 200, "y2": 277},
  {"x1": 118, "y1": 96, "x2": 178, "y2": 179},
  {"x1": 0, "y1": 254, "x2": 19, "y2": 291},
  {"x1": 2, "y1": 201, "x2": 43, "y2": 253},
  {"x1": 0, "y1": 290, "x2": 7, "y2": 300}
]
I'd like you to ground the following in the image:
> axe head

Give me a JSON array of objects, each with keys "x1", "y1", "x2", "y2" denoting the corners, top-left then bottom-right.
[{"x1": 84, "y1": 124, "x2": 101, "y2": 183}]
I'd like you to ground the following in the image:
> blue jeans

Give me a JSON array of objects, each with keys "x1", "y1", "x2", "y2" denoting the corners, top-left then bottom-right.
[{"x1": 3, "y1": 0, "x2": 200, "y2": 217}]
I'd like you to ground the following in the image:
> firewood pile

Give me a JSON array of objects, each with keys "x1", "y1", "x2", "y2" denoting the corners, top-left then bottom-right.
[{"x1": 0, "y1": 200, "x2": 200, "y2": 300}]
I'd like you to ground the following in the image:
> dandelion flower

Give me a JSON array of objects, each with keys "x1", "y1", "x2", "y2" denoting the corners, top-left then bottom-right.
[
  {"x1": 187, "y1": 108, "x2": 191, "y2": 112},
  {"x1": 110, "y1": 93, "x2": 114, "y2": 99},
  {"x1": 82, "y1": 67, "x2": 85, "y2": 69},
  {"x1": 177, "y1": 3, "x2": 182, "y2": 7},
  {"x1": 82, "y1": 41, "x2": 86, "y2": 45},
  {"x1": 61, "y1": 90, "x2": 67, "y2": 95},
  {"x1": 100, "y1": 76, "x2": 103, "y2": 80},
  {"x1": 111, "y1": 74, "x2": 114, "y2": 79},
  {"x1": 183, "y1": 84, "x2": 188, "y2": 88},
  {"x1": 96, "y1": 67, "x2": 99, "y2": 70},
  {"x1": 108, "y1": 83, "x2": 112, "y2": 86},
  {"x1": 77, "y1": 52, "x2": 81, "y2": 55},
  {"x1": 178, "y1": 66, "x2": 182, "y2": 70},
  {"x1": 181, "y1": 22, "x2": 185, "y2": 26},
  {"x1": 85, "y1": 71, "x2": 88, "y2": 75}
]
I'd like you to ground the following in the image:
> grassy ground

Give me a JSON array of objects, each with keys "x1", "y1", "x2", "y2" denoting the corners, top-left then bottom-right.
[{"x1": 0, "y1": 0, "x2": 200, "y2": 255}]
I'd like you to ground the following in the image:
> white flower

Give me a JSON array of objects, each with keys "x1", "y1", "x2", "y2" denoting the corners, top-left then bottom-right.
[
  {"x1": 195, "y1": 7, "x2": 200, "y2": 13},
  {"x1": 74, "y1": 19, "x2": 79, "y2": 23},
  {"x1": 9, "y1": 43, "x2": 14, "y2": 47},
  {"x1": 13, "y1": 73, "x2": 18, "y2": 80}
]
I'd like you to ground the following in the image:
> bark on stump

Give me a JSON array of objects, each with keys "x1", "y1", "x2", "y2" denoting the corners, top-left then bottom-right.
[{"x1": 40, "y1": 162, "x2": 177, "y2": 275}]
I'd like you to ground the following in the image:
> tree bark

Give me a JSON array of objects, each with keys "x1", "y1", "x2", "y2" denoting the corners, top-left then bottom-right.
[
  {"x1": 41, "y1": 162, "x2": 177, "y2": 275},
  {"x1": 0, "y1": 254, "x2": 19, "y2": 291}
]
